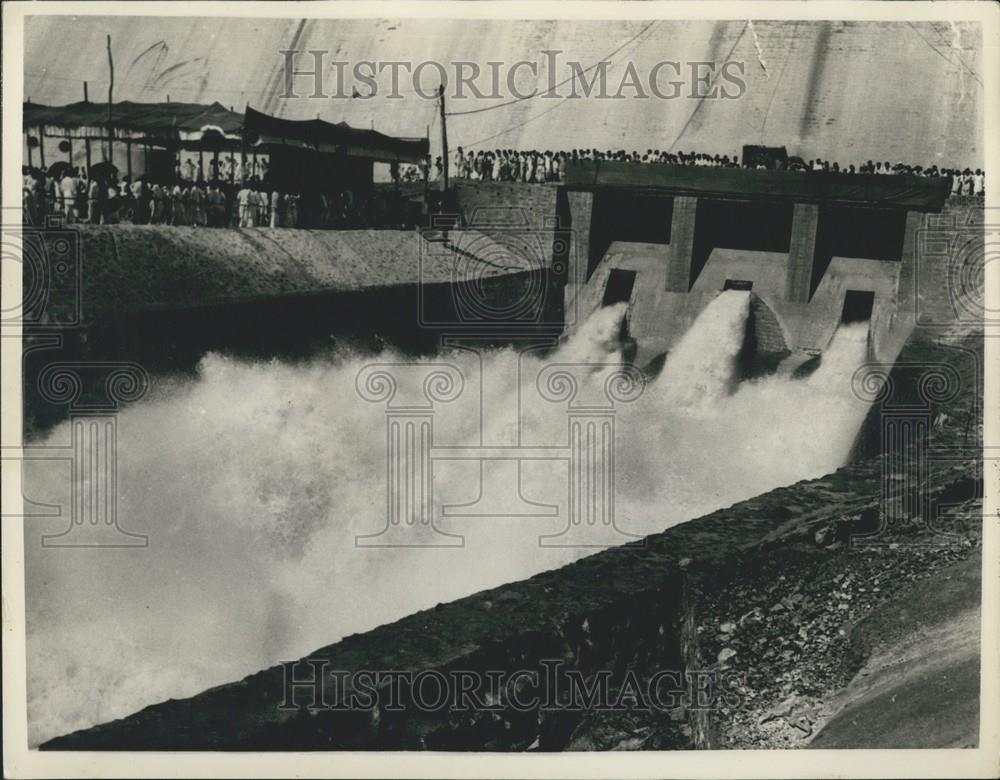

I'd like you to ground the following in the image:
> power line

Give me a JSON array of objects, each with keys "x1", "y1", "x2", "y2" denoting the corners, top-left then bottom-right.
[
  {"x1": 759, "y1": 20, "x2": 798, "y2": 144},
  {"x1": 667, "y1": 21, "x2": 749, "y2": 153},
  {"x1": 460, "y1": 95, "x2": 574, "y2": 151},
  {"x1": 906, "y1": 22, "x2": 983, "y2": 87},
  {"x1": 455, "y1": 23, "x2": 663, "y2": 150}
]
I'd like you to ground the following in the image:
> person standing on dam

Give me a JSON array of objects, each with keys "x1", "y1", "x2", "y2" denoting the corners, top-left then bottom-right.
[
  {"x1": 87, "y1": 177, "x2": 100, "y2": 224},
  {"x1": 270, "y1": 189, "x2": 281, "y2": 228},
  {"x1": 252, "y1": 187, "x2": 264, "y2": 226},
  {"x1": 130, "y1": 177, "x2": 146, "y2": 224},
  {"x1": 190, "y1": 183, "x2": 205, "y2": 227},
  {"x1": 170, "y1": 183, "x2": 184, "y2": 226},
  {"x1": 150, "y1": 184, "x2": 164, "y2": 224},
  {"x1": 236, "y1": 182, "x2": 252, "y2": 227},
  {"x1": 206, "y1": 184, "x2": 224, "y2": 227},
  {"x1": 59, "y1": 169, "x2": 77, "y2": 222}
]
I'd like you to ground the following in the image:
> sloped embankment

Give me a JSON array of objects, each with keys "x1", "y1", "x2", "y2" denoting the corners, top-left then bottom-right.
[{"x1": 42, "y1": 329, "x2": 983, "y2": 751}]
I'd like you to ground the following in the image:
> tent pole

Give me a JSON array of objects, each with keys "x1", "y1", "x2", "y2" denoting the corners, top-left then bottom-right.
[
  {"x1": 438, "y1": 84, "x2": 449, "y2": 193},
  {"x1": 106, "y1": 35, "x2": 114, "y2": 163}
]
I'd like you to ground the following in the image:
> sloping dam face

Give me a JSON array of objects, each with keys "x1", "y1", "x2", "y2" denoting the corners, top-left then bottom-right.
[
  {"x1": 22, "y1": 221, "x2": 563, "y2": 429},
  {"x1": 24, "y1": 18, "x2": 983, "y2": 167}
]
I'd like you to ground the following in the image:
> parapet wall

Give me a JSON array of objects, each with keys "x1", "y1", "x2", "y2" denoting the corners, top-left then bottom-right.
[{"x1": 452, "y1": 182, "x2": 561, "y2": 269}]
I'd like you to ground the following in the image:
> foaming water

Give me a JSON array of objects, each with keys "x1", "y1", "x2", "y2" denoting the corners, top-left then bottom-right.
[
  {"x1": 655, "y1": 289, "x2": 750, "y2": 409},
  {"x1": 24, "y1": 291, "x2": 874, "y2": 744}
]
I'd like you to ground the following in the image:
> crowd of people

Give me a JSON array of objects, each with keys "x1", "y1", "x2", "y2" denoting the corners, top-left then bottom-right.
[
  {"x1": 20, "y1": 165, "x2": 396, "y2": 228},
  {"x1": 432, "y1": 147, "x2": 985, "y2": 197},
  {"x1": 23, "y1": 146, "x2": 985, "y2": 227}
]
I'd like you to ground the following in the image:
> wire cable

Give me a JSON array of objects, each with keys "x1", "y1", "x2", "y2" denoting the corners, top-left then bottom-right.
[{"x1": 444, "y1": 20, "x2": 660, "y2": 117}]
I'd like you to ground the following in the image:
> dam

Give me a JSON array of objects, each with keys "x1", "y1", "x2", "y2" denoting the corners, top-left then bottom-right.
[
  {"x1": 11, "y1": 11, "x2": 989, "y2": 764},
  {"x1": 559, "y1": 159, "x2": 951, "y2": 369},
  {"x1": 24, "y1": 161, "x2": 951, "y2": 423},
  {"x1": 21, "y1": 173, "x2": 981, "y2": 753}
]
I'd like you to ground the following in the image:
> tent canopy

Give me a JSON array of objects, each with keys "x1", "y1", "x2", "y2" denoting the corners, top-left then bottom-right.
[
  {"x1": 242, "y1": 106, "x2": 428, "y2": 164},
  {"x1": 23, "y1": 100, "x2": 244, "y2": 137},
  {"x1": 24, "y1": 101, "x2": 429, "y2": 164}
]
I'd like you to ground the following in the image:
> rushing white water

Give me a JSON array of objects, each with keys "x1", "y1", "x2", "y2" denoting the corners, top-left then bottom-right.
[{"x1": 23, "y1": 290, "x2": 874, "y2": 745}]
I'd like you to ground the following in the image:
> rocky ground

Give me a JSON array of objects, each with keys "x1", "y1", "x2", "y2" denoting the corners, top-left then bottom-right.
[
  {"x1": 689, "y1": 326, "x2": 985, "y2": 749},
  {"x1": 699, "y1": 496, "x2": 981, "y2": 748}
]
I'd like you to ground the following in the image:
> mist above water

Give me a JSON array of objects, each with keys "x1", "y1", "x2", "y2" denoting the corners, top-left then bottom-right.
[{"x1": 24, "y1": 290, "x2": 874, "y2": 745}]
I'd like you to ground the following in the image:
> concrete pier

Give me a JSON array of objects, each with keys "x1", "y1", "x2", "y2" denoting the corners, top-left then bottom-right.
[
  {"x1": 786, "y1": 203, "x2": 819, "y2": 303},
  {"x1": 561, "y1": 161, "x2": 952, "y2": 366},
  {"x1": 665, "y1": 196, "x2": 697, "y2": 293}
]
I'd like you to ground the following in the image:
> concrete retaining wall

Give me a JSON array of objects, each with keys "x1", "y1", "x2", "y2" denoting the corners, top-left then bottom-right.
[{"x1": 38, "y1": 224, "x2": 544, "y2": 325}]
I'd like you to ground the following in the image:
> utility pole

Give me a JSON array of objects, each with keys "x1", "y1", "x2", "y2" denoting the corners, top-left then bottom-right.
[
  {"x1": 106, "y1": 35, "x2": 114, "y2": 162},
  {"x1": 438, "y1": 84, "x2": 449, "y2": 192},
  {"x1": 83, "y1": 81, "x2": 89, "y2": 103}
]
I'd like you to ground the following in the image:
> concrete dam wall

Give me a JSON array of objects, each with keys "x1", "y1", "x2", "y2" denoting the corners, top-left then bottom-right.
[
  {"x1": 33, "y1": 224, "x2": 550, "y2": 322},
  {"x1": 21, "y1": 219, "x2": 562, "y2": 432},
  {"x1": 25, "y1": 176, "x2": 961, "y2": 415},
  {"x1": 560, "y1": 172, "x2": 962, "y2": 370}
]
